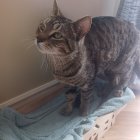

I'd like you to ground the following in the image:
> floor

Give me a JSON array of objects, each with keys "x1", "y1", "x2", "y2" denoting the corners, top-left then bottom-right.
[{"x1": 102, "y1": 92, "x2": 140, "y2": 140}]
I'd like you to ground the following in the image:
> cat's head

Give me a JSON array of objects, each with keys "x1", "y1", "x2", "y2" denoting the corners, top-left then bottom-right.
[{"x1": 35, "y1": 0, "x2": 92, "y2": 56}]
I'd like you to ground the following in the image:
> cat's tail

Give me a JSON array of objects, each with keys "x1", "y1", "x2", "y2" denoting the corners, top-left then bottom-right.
[{"x1": 134, "y1": 56, "x2": 140, "y2": 78}]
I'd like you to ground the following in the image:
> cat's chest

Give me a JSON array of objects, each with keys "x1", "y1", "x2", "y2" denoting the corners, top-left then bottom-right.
[
  {"x1": 54, "y1": 60, "x2": 91, "y2": 87},
  {"x1": 54, "y1": 74, "x2": 86, "y2": 87}
]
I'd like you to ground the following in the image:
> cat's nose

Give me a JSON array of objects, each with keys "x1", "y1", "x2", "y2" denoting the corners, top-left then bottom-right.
[
  {"x1": 36, "y1": 36, "x2": 46, "y2": 43},
  {"x1": 36, "y1": 36, "x2": 45, "y2": 44}
]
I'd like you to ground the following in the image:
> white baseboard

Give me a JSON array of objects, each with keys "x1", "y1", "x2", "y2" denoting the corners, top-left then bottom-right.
[{"x1": 0, "y1": 80, "x2": 58, "y2": 109}]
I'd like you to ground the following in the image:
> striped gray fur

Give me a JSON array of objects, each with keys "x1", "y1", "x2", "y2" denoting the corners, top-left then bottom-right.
[{"x1": 35, "y1": 1, "x2": 140, "y2": 116}]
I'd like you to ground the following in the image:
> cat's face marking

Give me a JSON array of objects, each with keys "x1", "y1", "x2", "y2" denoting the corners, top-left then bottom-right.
[
  {"x1": 35, "y1": 0, "x2": 92, "y2": 56},
  {"x1": 36, "y1": 16, "x2": 75, "y2": 55}
]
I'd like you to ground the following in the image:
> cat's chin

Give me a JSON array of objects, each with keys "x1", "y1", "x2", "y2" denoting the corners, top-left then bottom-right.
[
  {"x1": 36, "y1": 46, "x2": 75, "y2": 56},
  {"x1": 38, "y1": 49, "x2": 62, "y2": 55},
  {"x1": 36, "y1": 46, "x2": 47, "y2": 54},
  {"x1": 38, "y1": 49, "x2": 48, "y2": 54}
]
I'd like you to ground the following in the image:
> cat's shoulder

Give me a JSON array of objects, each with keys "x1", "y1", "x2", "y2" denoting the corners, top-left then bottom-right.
[{"x1": 92, "y1": 16, "x2": 133, "y2": 26}]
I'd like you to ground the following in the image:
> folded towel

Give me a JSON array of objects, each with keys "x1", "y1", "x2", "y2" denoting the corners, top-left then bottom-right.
[{"x1": 0, "y1": 80, "x2": 135, "y2": 140}]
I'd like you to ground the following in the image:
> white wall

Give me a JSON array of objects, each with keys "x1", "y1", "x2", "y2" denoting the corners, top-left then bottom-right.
[
  {"x1": 55, "y1": 0, "x2": 120, "y2": 20},
  {"x1": 0, "y1": 0, "x2": 120, "y2": 103}
]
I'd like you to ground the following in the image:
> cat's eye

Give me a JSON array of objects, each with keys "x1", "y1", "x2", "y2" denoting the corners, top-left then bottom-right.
[{"x1": 51, "y1": 32, "x2": 63, "y2": 40}]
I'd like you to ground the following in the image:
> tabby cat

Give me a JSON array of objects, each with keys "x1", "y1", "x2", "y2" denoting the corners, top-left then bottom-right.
[{"x1": 35, "y1": 0, "x2": 140, "y2": 116}]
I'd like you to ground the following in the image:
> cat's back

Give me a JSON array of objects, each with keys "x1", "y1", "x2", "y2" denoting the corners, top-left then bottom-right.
[
  {"x1": 91, "y1": 16, "x2": 136, "y2": 35},
  {"x1": 84, "y1": 16, "x2": 140, "y2": 72},
  {"x1": 85, "y1": 16, "x2": 138, "y2": 51}
]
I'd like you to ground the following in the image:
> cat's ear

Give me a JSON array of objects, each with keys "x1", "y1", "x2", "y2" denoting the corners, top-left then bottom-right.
[
  {"x1": 52, "y1": 0, "x2": 63, "y2": 17},
  {"x1": 73, "y1": 16, "x2": 92, "y2": 40}
]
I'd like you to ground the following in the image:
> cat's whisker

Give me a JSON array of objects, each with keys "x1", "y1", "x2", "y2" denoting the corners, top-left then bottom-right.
[
  {"x1": 41, "y1": 55, "x2": 45, "y2": 69},
  {"x1": 46, "y1": 55, "x2": 50, "y2": 67},
  {"x1": 51, "y1": 55, "x2": 56, "y2": 70},
  {"x1": 22, "y1": 38, "x2": 34, "y2": 42},
  {"x1": 22, "y1": 36, "x2": 36, "y2": 43},
  {"x1": 25, "y1": 43, "x2": 35, "y2": 51},
  {"x1": 45, "y1": 55, "x2": 50, "y2": 70},
  {"x1": 21, "y1": 37, "x2": 36, "y2": 50},
  {"x1": 40, "y1": 44, "x2": 45, "y2": 47},
  {"x1": 48, "y1": 54, "x2": 53, "y2": 70},
  {"x1": 58, "y1": 57, "x2": 64, "y2": 71},
  {"x1": 26, "y1": 45, "x2": 33, "y2": 50},
  {"x1": 44, "y1": 54, "x2": 53, "y2": 71},
  {"x1": 40, "y1": 54, "x2": 48, "y2": 70},
  {"x1": 44, "y1": 55, "x2": 49, "y2": 71}
]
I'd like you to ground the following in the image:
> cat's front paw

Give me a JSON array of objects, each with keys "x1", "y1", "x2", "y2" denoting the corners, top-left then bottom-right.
[
  {"x1": 113, "y1": 89, "x2": 123, "y2": 97},
  {"x1": 80, "y1": 109, "x2": 88, "y2": 116},
  {"x1": 60, "y1": 106, "x2": 73, "y2": 116},
  {"x1": 80, "y1": 104, "x2": 89, "y2": 116}
]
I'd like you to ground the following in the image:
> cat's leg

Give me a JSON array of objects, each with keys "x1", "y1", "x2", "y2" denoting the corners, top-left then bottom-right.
[
  {"x1": 108, "y1": 68, "x2": 134, "y2": 97},
  {"x1": 128, "y1": 71, "x2": 136, "y2": 87},
  {"x1": 112, "y1": 70, "x2": 135, "y2": 92},
  {"x1": 80, "y1": 84, "x2": 93, "y2": 116},
  {"x1": 60, "y1": 87, "x2": 79, "y2": 116},
  {"x1": 98, "y1": 72, "x2": 114, "y2": 98},
  {"x1": 109, "y1": 45, "x2": 138, "y2": 96},
  {"x1": 111, "y1": 74, "x2": 126, "y2": 97}
]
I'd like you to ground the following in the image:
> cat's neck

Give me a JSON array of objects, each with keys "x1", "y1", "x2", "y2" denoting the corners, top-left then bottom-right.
[{"x1": 50, "y1": 38, "x2": 87, "y2": 78}]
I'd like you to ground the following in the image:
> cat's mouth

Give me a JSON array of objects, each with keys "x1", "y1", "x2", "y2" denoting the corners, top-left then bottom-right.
[
  {"x1": 34, "y1": 39, "x2": 48, "y2": 54},
  {"x1": 34, "y1": 39, "x2": 76, "y2": 56}
]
